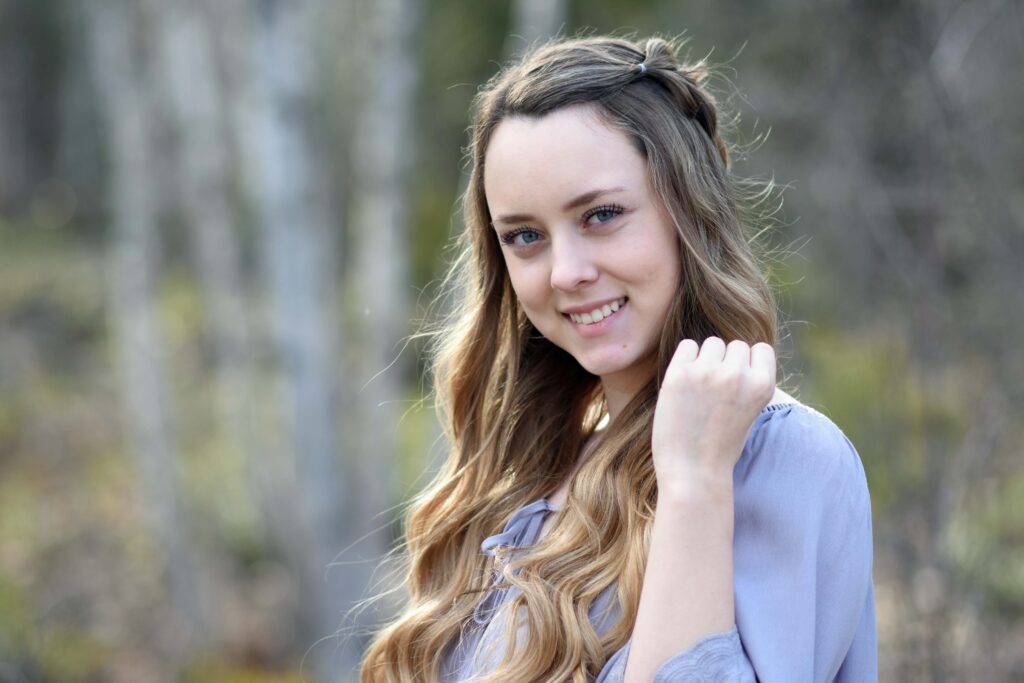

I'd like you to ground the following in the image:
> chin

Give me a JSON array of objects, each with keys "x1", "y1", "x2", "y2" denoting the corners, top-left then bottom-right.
[
  {"x1": 577, "y1": 344, "x2": 659, "y2": 383},
  {"x1": 575, "y1": 354, "x2": 637, "y2": 378}
]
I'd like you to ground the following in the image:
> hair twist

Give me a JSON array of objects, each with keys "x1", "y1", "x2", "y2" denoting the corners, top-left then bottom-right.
[{"x1": 630, "y1": 41, "x2": 727, "y2": 166}]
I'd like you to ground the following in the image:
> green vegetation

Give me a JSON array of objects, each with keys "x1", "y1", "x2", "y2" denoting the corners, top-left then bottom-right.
[{"x1": 1, "y1": 0, "x2": 1022, "y2": 680}]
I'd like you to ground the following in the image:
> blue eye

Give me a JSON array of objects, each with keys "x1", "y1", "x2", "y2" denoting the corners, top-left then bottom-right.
[
  {"x1": 500, "y1": 228, "x2": 541, "y2": 247},
  {"x1": 584, "y1": 204, "x2": 624, "y2": 225}
]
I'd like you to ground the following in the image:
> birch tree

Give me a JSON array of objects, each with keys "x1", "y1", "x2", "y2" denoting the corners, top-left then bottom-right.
[
  {"x1": 83, "y1": 0, "x2": 209, "y2": 653},
  {"x1": 216, "y1": 0, "x2": 359, "y2": 679},
  {"x1": 148, "y1": 0, "x2": 281, "y2": 580},
  {"x1": 506, "y1": 0, "x2": 569, "y2": 56},
  {"x1": 346, "y1": 0, "x2": 420, "y2": 571}
]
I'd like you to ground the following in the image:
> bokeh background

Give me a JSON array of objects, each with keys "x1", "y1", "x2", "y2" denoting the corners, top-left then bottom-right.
[{"x1": 2, "y1": 0, "x2": 1022, "y2": 681}]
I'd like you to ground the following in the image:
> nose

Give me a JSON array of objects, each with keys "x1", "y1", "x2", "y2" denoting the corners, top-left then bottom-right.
[{"x1": 549, "y1": 235, "x2": 598, "y2": 291}]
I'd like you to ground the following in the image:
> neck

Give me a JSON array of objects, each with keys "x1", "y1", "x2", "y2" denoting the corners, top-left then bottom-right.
[{"x1": 601, "y1": 367, "x2": 654, "y2": 421}]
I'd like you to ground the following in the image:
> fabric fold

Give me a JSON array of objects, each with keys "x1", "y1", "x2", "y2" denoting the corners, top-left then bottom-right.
[{"x1": 473, "y1": 498, "x2": 558, "y2": 624}]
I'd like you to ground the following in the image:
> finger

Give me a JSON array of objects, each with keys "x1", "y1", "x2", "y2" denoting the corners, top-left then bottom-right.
[
  {"x1": 674, "y1": 338, "x2": 700, "y2": 365},
  {"x1": 697, "y1": 336, "x2": 726, "y2": 364},
  {"x1": 724, "y1": 339, "x2": 751, "y2": 368},
  {"x1": 751, "y1": 342, "x2": 777, "y2": 385},
  {"x1": 663, "y1": 339, "x2": 700, "y2": 385}
]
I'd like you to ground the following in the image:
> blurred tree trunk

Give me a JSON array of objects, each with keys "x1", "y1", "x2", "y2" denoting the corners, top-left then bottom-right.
[
  {"x1": 0, "y1": 2, "x2": 64, "y2": 213},
  {"x1": 506, "y1": 0, "x2": 568, "y2": 56},
  {"x1": 209, "y1": 1, "x2": 306, "y2": 573},
  {"x1": 347, "y1": 0, "x2": 420, "y2": 571},
  {"x1": 218, "y1": 0, "x2": 359, "y2": 679},
  {"x1": 149, "y1": 0, "x2": 279, "y2": 590},
  {"x1": 83, "y1": 0, "x2": 209, "y2": 653}
]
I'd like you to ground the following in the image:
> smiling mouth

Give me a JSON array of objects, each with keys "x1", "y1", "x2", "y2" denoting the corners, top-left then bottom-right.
[{"x1": 567, "y1": 297, "x2": 628, "y2": 325}]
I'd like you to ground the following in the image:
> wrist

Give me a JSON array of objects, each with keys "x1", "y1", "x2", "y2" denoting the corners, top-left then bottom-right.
[{"x1": 655, "y1": 464, "x2": 735, "y2": 507}]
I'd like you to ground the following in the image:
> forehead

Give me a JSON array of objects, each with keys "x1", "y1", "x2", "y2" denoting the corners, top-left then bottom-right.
[{"x1": 483, "y1": 106, "x2": 649, "y2": 213}]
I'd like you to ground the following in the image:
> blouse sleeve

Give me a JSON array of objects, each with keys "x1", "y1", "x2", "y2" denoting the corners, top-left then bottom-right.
[{"x1": 594, "y1": 405, "x2": 877, "y2": 683}]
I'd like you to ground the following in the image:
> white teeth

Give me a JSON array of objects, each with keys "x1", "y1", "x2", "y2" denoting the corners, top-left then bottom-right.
[{"x1": 568, "y1": 297, "x2": 627, "y2": 324}]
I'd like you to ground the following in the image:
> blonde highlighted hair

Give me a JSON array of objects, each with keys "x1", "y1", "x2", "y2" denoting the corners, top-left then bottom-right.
[{"x1": 360, "y1": 34, "x2": 777, "y2": 682}]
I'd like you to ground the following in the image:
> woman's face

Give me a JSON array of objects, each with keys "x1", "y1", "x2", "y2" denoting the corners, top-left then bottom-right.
[{"x1": 484, "y1": 105, "x2": 682, "y2": 394}]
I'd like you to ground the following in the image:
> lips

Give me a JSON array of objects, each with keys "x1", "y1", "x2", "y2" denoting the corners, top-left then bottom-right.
[{"x1": 565, "y1": 297, "x2": 627, "y2": 325}]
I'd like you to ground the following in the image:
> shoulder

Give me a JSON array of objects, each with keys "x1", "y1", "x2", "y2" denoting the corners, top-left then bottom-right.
[
  {"x1": 729, "y1": 401, "x2": 877, "y2": 681},
  {"x1": 735, "y1": 401, "x2": 870, "y2": 511},
  {"x1": 733, "y1": 401, "x2": 874, "y2": 577}
]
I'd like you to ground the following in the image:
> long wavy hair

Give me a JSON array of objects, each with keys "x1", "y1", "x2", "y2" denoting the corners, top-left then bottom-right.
[{"x1": 360, "y1": 34, "x2": 778, "y2": 682}]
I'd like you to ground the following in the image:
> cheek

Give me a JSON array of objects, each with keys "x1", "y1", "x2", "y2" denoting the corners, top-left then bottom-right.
[
  {"x1": 634, "y1": 245, "x2": 681, "y2": 308},
  {"x1": 658, "y1": 263, "x2": 682, "y2": 311},
  {"x1": 649, "y1": 226, "x2": 682, "y2": 286},
  {"x1": 505, "y1": 262, "x2": 548, "y2": 310},
  {"x1": 506, "y1": 274, "x2": 561, "y2": 338},
  {"x1": 623, "y1": 240, "x2": 674, "y2": 281}
]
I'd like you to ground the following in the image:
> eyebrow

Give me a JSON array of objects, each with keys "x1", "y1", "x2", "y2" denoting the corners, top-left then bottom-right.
[{"x1": 492, "y1": 187, "x2": 626, "y2": 226}]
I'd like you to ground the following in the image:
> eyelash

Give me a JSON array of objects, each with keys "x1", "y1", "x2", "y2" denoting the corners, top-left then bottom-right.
[
  {"x1": 583, "y1": 203, "x2": 625, "y2": 223},
  {"x1": 499, "y1": 227, "x2": 538, "y2": 246},
  {"x1": 498, "y1": 204, "x2": 625, "y2": 245}
]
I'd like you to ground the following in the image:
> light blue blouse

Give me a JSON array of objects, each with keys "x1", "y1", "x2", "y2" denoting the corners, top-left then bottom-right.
[{"x1": 440, "y1": 403, "x2": 877, "y2": 682}]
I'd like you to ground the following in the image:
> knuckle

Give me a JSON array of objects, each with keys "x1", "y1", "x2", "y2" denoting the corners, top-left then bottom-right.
[
  {"x1": 713, "y1": 366, "x2": 742, "y2": 389},
  {"x1": 701, "y1": 336, "x2": 724, "y2": 352},
  {"x1": 685, "y1": 364, "x2": 709, "y2": 384},
  {"x1": 751, "y1": 370, "x2": 774, "y2": 395},
  {"x1": 664, "y1": 363, "x2": 693, "y2": 386},
  {"x1": 676, "y1": 339, "x2": 698, "y2": 355}
]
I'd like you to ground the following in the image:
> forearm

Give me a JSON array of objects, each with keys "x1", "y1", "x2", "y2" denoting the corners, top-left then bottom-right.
[{"x1": 622, "y1": 470, "x2": 736, "y2": 683}]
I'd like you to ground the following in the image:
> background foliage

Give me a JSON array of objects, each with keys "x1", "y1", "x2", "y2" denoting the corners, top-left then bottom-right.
[{"x1": 1, "y1": 0, "x2": 1022, "y2": 681}]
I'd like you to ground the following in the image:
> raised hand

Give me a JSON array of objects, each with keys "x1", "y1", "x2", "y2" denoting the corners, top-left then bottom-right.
[{"x1": 651, "y1": 337, "x2": 777, "y2": 492}]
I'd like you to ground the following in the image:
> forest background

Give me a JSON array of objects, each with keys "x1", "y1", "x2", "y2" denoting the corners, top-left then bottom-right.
[{"x1": 1, "y1": 0, "x2": 1021, "y2": 681}]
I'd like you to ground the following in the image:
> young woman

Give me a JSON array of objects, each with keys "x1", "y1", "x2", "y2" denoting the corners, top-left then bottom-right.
[{"x1": 360, "y1": 35, "x2": 876, "y2": 682}]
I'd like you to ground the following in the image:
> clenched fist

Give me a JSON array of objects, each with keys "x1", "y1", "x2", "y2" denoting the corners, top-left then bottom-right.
[{"x1": 651, "y1": 337, "x2": 777, "y2": 493}]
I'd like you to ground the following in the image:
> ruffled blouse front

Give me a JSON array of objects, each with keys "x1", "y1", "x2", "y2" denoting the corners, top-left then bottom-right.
[{"x1": 472, "y1": 498, "x2": 560, "y2": 625}]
